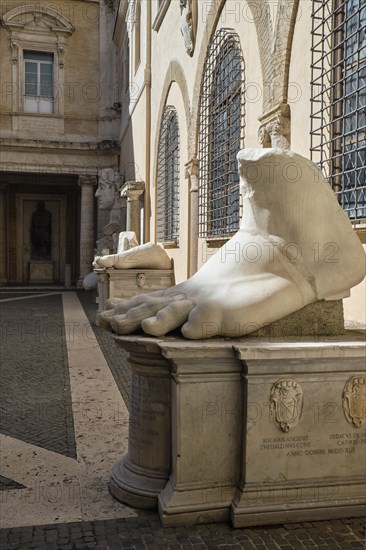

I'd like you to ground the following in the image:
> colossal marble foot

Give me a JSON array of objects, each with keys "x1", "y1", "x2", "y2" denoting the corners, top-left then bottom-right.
[
  {"x1": 98, "y1": 149, "x2": 366, "y2": 339},
  {"x1": 94, "y1": 242, "x2": 173, "y2": 270}
]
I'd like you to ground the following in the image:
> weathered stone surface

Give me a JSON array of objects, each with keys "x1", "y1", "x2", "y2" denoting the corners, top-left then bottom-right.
[
  {"x1": 252, "y1": 299, "x2": 345, "y2": 337},
  {"x1": 29, "y1": 260, "x2": 53, "y2": 283},
  {"x1": 110, "y1": 333, "x2": 366, "y2": 528}
]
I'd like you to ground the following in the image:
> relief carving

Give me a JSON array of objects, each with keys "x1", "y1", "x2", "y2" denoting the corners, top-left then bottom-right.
[
  {"x1": 270, "y1": 379, "x2": 303, "y2": 432},
  {"x1": 180, "y1": 0, "x2": 195, "y2": 56},
  {"x1": 258, "y1": 103, "x2": 291, "y2": 149},
  {"x1": 342, "y1": 376, "x2": 366, "y2": 428}
]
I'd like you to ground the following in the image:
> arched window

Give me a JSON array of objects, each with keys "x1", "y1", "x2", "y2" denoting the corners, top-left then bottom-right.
[
  {"x1": 199, "y1": 29, "x2": 245, "y2": 239},
  {"x1": 157, "y1": 106, "x2": 180, "y2": 243},
  {"x1": 134, "y1": 0, "x2": 141, "y2": 71},
  {"x1": 311, "y1": 0, "x2": 366, "y2": 221}
]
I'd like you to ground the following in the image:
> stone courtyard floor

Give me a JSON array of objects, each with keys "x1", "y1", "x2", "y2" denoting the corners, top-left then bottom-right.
[{"x1": 0, "y1": 288, "x2": 365, "y2": 549}]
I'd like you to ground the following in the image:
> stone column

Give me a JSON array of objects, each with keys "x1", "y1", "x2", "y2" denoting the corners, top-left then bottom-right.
[
  {"x1": 110, "y1": 337, "x2": 171, "y2": 509},
  {"x1": 120, "y1": 181, "x2": 145, "y2": 243},
  {"x1": 0, "y1": 184, "x2": 8, "y2": 284},
  {"x1": 78, "y1": 175, "x2": 97, "y2": 287},
  {"x1": 185, "y1": 158, "x2": 199, "y2": 276},
  {"x1": 97, "y1": 270, "x2": 109, "y2": 313}
]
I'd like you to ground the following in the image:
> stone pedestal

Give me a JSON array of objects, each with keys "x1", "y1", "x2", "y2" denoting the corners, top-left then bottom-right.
[
  {"x1": 96, "y1": 268, "x2": 175, "y2": 312},
  {"x1": 109, "y1": 341, "x2": 172, "y2": 508},
  {"x1": 110, "y1": 332, "x2": 366, "y2": 527},
  {"x1": 29, "y1": 260, "x2": 53, "y2": 283}
]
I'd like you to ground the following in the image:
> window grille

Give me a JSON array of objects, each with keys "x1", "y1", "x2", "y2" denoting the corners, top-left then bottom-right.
[
  {"x1": 311, "y1": 0, "x2": 366, "y2": 222},
  {"x1": 156, "y1": 106, "x2": 180, "y2": 243},
  {"x1": 198, "y1": 29, "x2": 245, "y2": 239}
]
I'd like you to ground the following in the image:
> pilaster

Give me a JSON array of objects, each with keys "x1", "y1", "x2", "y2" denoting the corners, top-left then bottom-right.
[
  {"x1": 0, "y1": 184, "x2": 8, "y2": 284},
  {"x1": 185, "y1": 158, "x2": 199, "y2": 276},
  {"x1": 78, "y1": 175, "x2": 97, "y2": 287}
]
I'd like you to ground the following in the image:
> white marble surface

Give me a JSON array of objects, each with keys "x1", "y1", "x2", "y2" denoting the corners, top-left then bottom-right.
[{"x1": 100, "y1": 149, "x2": 366, "y2": 340}]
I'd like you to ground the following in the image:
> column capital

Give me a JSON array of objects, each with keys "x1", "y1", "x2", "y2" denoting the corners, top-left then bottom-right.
[
  {"x1": 258, "y1": 103, "x2": 290, "y2": 149},
  {"x1": 120, "y1": 181, "x2": 145, "y2": 201},
  {"x1": 78, "y1": 175, "x2": 97, "y2": 187},
  {"x1": 185, "y1": 158, "x2": 199, "y2": 192}
]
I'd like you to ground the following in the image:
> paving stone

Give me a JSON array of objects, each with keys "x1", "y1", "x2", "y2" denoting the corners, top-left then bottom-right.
[
  {"x1": 0, "y1": 294, "x2": 76, "y2": 458},
  {"x1": 2, "y1": 290, "x2": 365, "y2": 550},
  {"x1": 77, "y1": 290, "x2": 132, "y2": 410}
]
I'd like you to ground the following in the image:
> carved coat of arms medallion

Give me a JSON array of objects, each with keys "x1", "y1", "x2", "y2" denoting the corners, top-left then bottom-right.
[
  {"x1": 342, "y1": 376, "x2": 366, "y2": 428},
  {"x1": 270, "y1": 379, "x2": 303, "y2": 432}
]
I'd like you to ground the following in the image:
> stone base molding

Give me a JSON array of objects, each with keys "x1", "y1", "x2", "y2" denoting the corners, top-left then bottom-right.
[{"x1": 110, "y1": 332, "x2": 366, "y2": 527}]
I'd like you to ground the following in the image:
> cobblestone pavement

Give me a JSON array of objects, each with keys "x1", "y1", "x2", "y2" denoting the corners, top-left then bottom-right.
[
  {"x1": 0, "y1": 293, "x2": 76, "y2": 458},
  {"x1": 0, "y1": 289, "x2": 365, "y2": 549},
  {"x1": 0, "y1": 515, "x2": 364, "y2": 549}
]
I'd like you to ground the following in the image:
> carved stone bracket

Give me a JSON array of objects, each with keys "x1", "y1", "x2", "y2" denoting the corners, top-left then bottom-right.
[
  {"x1": 185, "y1": 158, "x2": 199, "y2": 193},
  {"x1": 57, "y1": 41, "x2": 67, "y2": 68},
  {"x1": 270, "y1": 379, "x2": 303, "y2": 432},
  {"x1": 343, "y1": 376, "x2": 366, "y2": 428},
  {"x1": 258, "y1": 103, "x2": 291, "y2": 149},
  {"x1": 180, "y1": 0, "x2": 196, "y2": 56},
  {"x1": 8, "y1": 39, "x2": 19, "y2": 64}
]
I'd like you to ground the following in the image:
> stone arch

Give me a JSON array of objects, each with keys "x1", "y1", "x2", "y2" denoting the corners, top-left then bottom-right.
[
  {"x1": 257, "y1": 0, "x2": 300, "y2": 148},
  {"x1": 274, "y1": 0, "x2": 300, "y2": 105},
  {"x1": 189, "y1": 0, "x2": 272, "y2": 158},
  {"x1": 152, "y1": 59, "x2": 191, "y2": 185},
  {"x1": 189, "y1": 0, "x2": 301, "y2": 155}
]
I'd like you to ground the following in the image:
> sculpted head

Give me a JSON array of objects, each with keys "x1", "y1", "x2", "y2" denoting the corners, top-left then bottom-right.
[
  {"x1": 136, "y1": 273, "x2": 146, "y2": 289},
  {"x1": 96, "y1": 169, "x2": 121, "y2": 210}
]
